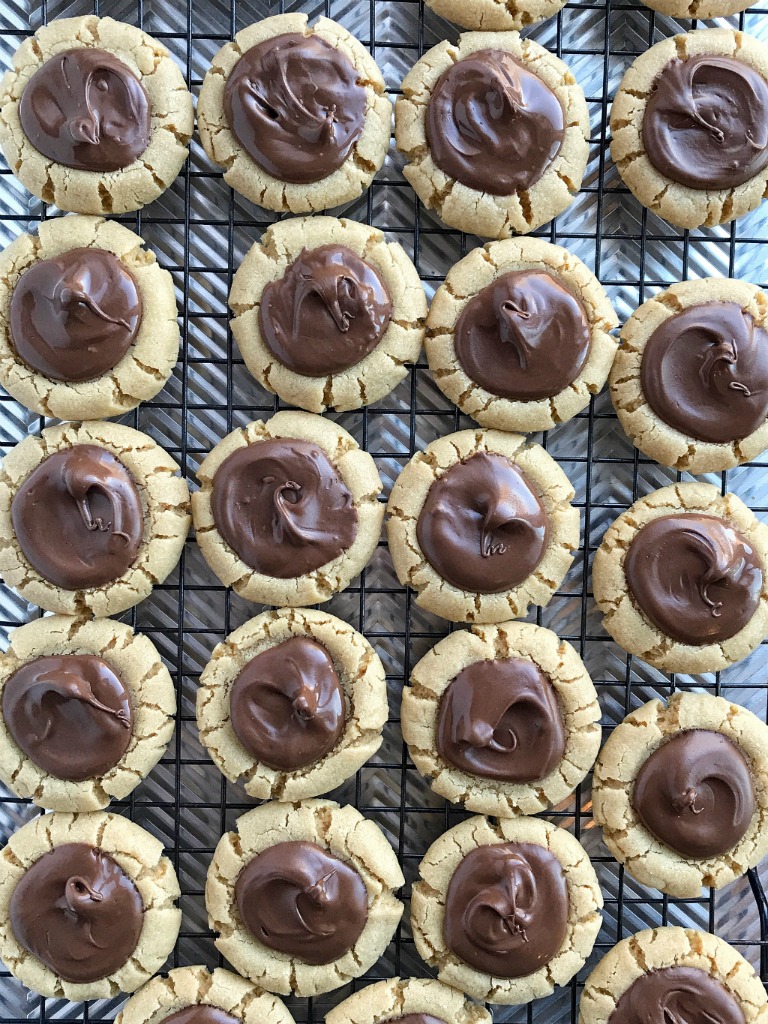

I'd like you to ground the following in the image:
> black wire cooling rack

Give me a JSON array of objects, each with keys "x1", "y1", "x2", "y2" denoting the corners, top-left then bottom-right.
[{"x1": 3, "y1": 0, "x2": 768, "y2": 1021}]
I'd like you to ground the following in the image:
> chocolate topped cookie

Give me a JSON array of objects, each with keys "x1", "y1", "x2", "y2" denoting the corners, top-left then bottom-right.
[
  {"x1": 387, "y1": 428, "x2": 579, "y2": 623},
  {"x1": 0, "y1": 810, "x2": 180, "y2": 998},
  {"x1": 592, "y1": 693, "x2": 768, "y2": 897},
  {"x1": 196, "y1": 608, "x2": 386, "y2": 801},
  {"x1": 198, "y1": 15, "x2": 390, "y2": 214},
  {"x1": 427, "y1": 238, "x2": 618, "y2": 432},
  {"x1": 193, "y1": 412, "x2": 383, "y2": 608},
  {"x1": 610, "y1": 279, "x2": 768, "y2": 474},
  {"x1": 326, "y1": 978, "x2": 491, "y2": 1024},
  {"x1": 205, "y1": 800, "x2": 404, "y2": 996},
  {"x1": 229, "y1": 216, "x2": 426, "y2": 413},
  {"x1": 396, "y1": 32, "x2": 589, "y2": 238},
  {"x1": 0, "y1": 16, "x2": 193, "y2": 214},
  {"x1": 611, "y1": 29, "x2": 768, "y2": 229},
  {"x1": 593, "y1": 483, "x2": 768, "y2": 673},
  {"x1": 411, "y1": 815, "x2": 602, "y2": 1003}
]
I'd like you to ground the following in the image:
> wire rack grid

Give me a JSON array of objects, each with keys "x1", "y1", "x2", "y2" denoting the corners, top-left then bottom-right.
[{"x1": 2, "y1": 0, "x2": 768, "y2": 1021}]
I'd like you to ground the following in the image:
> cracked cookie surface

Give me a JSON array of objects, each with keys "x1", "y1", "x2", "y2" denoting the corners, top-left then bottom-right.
[
  {"x1": 402, "y1": 620, "x2": 601, "y2": 817},
  {"x1": 592, "y1": 482, "x2": 768, "y2": 673},
  {"x1": 592, "y1": 692, "x2": 768, "y2": 898},
  {"x1": 0, "y1": 16, "x2": 193, "y2": 214},
  {"x1": 426, "y1": 237, "x2": 618, "y2": 432},
  {"x1": 423, "y1": 0, "x2": 568, "y2": 32},
  {"x1": 0, "y1": 215, "x2": 179, "y2": 420},
  {"x1": 0, "y1": 420, "x2": 191, "y2": 617},
  {"x1": 0, "y1": 615, "x2": 175, "y2": 811},
  {"x1": 230, "y1": 216, "x2": 426, "y2": 413},
  {"x1": 196, "y1": 607, "x2": 387, "y2": 801},
  {"x1": 0, "y1": 810, "x2": 181, "y2": 999},
  {"x1": 395, "y1": 32, "x2": 590, "y2": 239},
  {"x1": 197, "y1": 14, "x2": 390, "y2": 214},
  {"x1": 579, "y1": 926, "x2": 768, "y2": 1024},
  {"x1": 116, "y1": 965, "x2": 296, "y2": 1024},
  {"x1": 610, "y1": 29, "x2": 768, "y2": 229},
  {"x1": 205, "y1": 799, "x2": 404, "y2": 996},
  {"x1": 326, "y1": 976, "x2": 492, "y2": 1024},
  {"x1": 411, "y1": 814, "x2": 602, "y2": 1004},
  {"x1": 386, "y1": 427, "x2": 579, "y2": 623}
]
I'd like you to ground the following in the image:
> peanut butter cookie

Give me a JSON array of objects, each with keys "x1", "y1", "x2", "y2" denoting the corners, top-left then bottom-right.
[
  {"x1": 326, "y1": 977, "x2": 492, "y2": 1024},
  {"x1": 424, "y1": 0, "x2": 567, "y2": 32}
]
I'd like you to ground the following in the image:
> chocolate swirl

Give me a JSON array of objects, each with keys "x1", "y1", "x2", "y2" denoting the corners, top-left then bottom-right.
[
  {"x1": 623, "y1": 513, "x2": 763, "y2": 646},
  {"x1": 608, "y1": 966, "x2": 746, "y2": 1024},
  {"x1": 161, "y1": 1009, "x2": 240, "y2": 1024},
  {"x1": 416, "y1": 452, "x2": 550, "y2": 594},
  {"x1": 211, "y1": 438, "x2": 357, "y2": 579},
  {"x1": 235, "y1": 840, "x2": 368, "y2": 965},
  {"x1": 11, "y1": 444, "x2": 144, "y2": 590},
  {"x1": 642, "y1": 54, "x2": 768, "y2": 190},
  {"x1": 10, "y1": 247, "x2": 142, "y2": 383},
  {"x1": 2, "y1": 654, "x2": 132, "y2": 781},
  {"x1": 455, "y1": 270, "x2": 591, "y2": 401},
  {"x1": 444, "y1": 842, "x2": 568, "y2": 977},
  {"x1": 641, "y1": 302, "x2": 768, "y2": 445},
  {"x1": 426, "y1": 49, "x2": 565, "y2": 196},
  {"x1": 19, "y1": 48, "x2": 151, "y2": 172},
  {"x1": 633, "y1": 729, "x2": 755, "y2": 859},
  {"x1": 437, "y1": 657, "x2": 566, "y2": 782},
  {"x1": 224, "y1": 33, "x2": 367, "y2": 185},
  {"x1": 259, "y1": 245, "x2": 393, "y2": 377},
  {"x1": 9, "y1": 842, "x2": 144, "y2": 983},
  {"x1": 230, "y1": 636, "x2": 345, "y2": 772}
]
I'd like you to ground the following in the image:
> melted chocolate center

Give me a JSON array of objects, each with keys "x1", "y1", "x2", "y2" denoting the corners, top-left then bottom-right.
[
  {"x1": 607, "y1": 967, "x2": 745, "y2": 1024},
  {"x1": 160, "y1": 1009, "x2": 240, "y2": 1024}
]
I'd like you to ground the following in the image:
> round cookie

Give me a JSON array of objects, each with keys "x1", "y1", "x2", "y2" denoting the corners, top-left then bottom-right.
[
  {"x1": 611, "y1": 29, "x2": 768, "y2": 230},
  {"x1": 610, "y1": 279, "x2": 768, "y2": 474},
  {"x1": 402, "y1": 620, "x2": 602, "y2": 817},
  {"x1": 426, "y1": 237, "x2": 618, "y2": 431},
  {"x1": 115, "y1": 966, "x2": 296, "y2": 1024},
  {"x1": 592, "y1": 692, "x2": 768, "y2": 898},
  {"x1": 592, "y1": 482, "x2": 768, "y2": 674},
  {"x1": 230, "y1": 216, "x2": 426, "y2": 413},
  {"x1": 0, "y1": 615, "x2": 175, "y2": 811},
  {"x1": 0, "y1": 420, "x2": 191, "y2": 617},
  {"x1": 411, "y1": 814, "x2": 602, "y2": 1004},
  {"x1": 579, "y1": 926, "x2": 768, "y2": 1024},
  {"x1": 326, "y1": 977, "x2": 492, "y2": 1024},
  {"x1": 196, "y1": 608, "x2": 387, "y2": 801},
  {"x1": 197, "y1": 14, "x2": 390, "y2": 214},
  {"x1": 205, "y1": 799, "x2": 404, "y2": 996},
  {"x1": 424, "y1": 0, "x2": 567, "y2": 32},
  {"x1": 645, "y1": 0, "x2": 757, "y2": 14},
  {"x1": 0, "y1": 215, "x2": 179, "y2": 420},
  {"x1": 192, "y1": 410, "x2": 384, "y2": 607},
  {"x1": 395, "y1": 32, "x2": 590, "y2": 238},
  {"x1": 386, "y1": 428, "x2": 579, "y2": 623},
  {"x1": 0, "y1": 16, "x2": 193, "y2": 214},
  {"x1": 0, "y1": 810, "x2": 181, "y2": 999}
]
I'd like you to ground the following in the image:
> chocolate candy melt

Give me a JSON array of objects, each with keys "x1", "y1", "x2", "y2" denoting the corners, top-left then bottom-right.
[
  {"x1": 386, "y1": 1018, "x2": 446, "y2": 1024},
  {"x1": 641, "y1": 302, "x2": 768, "y2": 445},
  {"x1": 2, "y1": 654, "x2": 132, "y2": 781},
  {"x1": 10, "y1": 247, "x2": 142, "y2": 382},
  {"x1": 623, "y1": 513, "x2": 762, "y2": 646},
  {"x1": 416, "y1": 452, "x2": 550, "y2": 594},
  {"x1": 633, "y1": 729, "x2": 755, "y2": 859},
  {"x1": 426, "y1": 49, "x2": 565, "y2": 196},
  {"x1": 455, "y1": 270, "x2": 591, "y2": 401},
  {"x1": 609, "y1": 967, "x2": 745, "y2": 1024},
  {"x1": 11, "y1": 444, "x2": 144, "y2": 591},
  {"x1": 230, "y1": 636, "x2": 345, "y2": 772},
  {"x1": 437, "y1": 657, "x2": 565, "y2": 782},
  {"x1": 9, "y1": 842, "x2": 144, "y2": 982},
  {"x1": 211, "y1": 438, "x2": 357, "y2": 578},
  {"x1": 259, "y1": 245, "x2": 393, "y2": 377},
  {"x1": 642, "y1": 54, "x2": 768, "y2": 190},
  {"x1": 224, "y1": 33, "x2": 367, "y2": 185},
  {"x1": 444, "y1": 842, "x2": 568, "y2": 977},
  {"x1": 19, "y1": 48, "x2": 151, "y2": 172},
  {"x1": 235, "y1": 840, "x2": 368, "y2": 964},
  {"x1": 160, "y1": 1008, "x2": 240, "y2": 1024}
]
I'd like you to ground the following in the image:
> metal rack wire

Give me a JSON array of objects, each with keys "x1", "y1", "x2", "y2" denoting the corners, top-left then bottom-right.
[{"x1": 2, "y1": 0, "x2": 768, "y2": 1021}]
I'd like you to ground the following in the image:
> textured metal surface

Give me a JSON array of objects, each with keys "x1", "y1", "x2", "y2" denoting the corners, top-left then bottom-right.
[{"x1": 1, "y1": 0, "x2": 768, "y2": 1021}]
